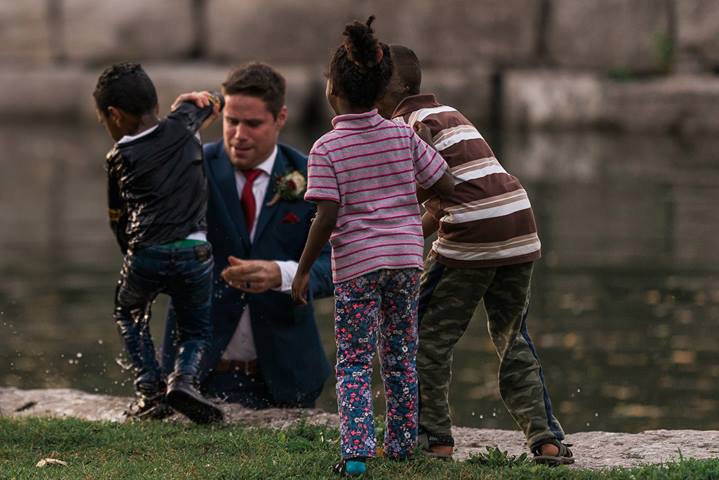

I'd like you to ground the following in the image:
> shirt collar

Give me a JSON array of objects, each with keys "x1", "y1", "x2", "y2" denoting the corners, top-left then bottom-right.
[
  {"x1": 238, "y1": 144, "x2": 278, "y2": 177},
  {"x1": 391, "y1": 94, "x2": 440, "y2": 119},
  {"x1": 117, "y1": 124, "x2": 159, "y2": 144},
  {"x1": 331, "y1": 109, "x2": 383, "y2": 130}
]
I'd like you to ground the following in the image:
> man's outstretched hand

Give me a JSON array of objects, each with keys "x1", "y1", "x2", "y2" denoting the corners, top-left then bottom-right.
[{"x1": 221, "y1": 256, "x2": 282, "y2": 293}]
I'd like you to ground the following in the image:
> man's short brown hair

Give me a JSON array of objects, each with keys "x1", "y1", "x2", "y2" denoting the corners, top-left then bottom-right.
[{"x1": 222, "y1": 62, "x2": 286, "y2": 118}]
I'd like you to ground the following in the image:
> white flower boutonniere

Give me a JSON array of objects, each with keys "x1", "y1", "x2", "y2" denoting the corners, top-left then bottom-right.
[{"x1": 266, "y1": 170, "x2": 307, "y2": 206}]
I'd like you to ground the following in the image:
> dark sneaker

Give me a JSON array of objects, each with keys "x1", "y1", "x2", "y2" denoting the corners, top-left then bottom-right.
[
  {"x1": 166, "y1": 378, "x2": 223, "y2": 424},
  {"x1": 124, "y1": 394, "x2": 174, "y2": 420}
]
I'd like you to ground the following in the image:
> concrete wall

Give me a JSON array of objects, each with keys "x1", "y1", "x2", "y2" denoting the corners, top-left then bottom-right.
[{"x1": 1, "y1": 0, "x2": 719, "y2": 132}]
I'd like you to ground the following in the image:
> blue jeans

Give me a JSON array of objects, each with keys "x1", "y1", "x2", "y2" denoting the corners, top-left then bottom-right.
[{"x1": 113, "y1": 243, "x2": 213, "y2": 395}]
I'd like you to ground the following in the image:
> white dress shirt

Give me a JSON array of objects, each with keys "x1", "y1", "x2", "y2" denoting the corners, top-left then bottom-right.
[{"x1": 221, "y1": 145, "x2": 299, "y2": 361}]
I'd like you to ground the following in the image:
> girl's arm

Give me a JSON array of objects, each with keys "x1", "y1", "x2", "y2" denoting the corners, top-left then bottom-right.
[
  {"x1": 412, "y1": 122, "x2": 454, "y2": 200},
  {"x1": 292, "y1": 200, "x2": 339, "y2": 304},
  {"x1": 422, "y1": 211, "x2": 440, "y2": 238}
]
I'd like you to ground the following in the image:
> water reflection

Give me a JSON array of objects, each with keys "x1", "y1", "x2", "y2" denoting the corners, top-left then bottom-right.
[{"x1": 2, "y1": 123, "x2": 719, "y2": 433}]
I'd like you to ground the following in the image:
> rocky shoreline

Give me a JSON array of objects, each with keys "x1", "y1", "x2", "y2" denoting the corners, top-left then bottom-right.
[{"x1": 2, "y1": 387, "x2": 719, "y2": 470}]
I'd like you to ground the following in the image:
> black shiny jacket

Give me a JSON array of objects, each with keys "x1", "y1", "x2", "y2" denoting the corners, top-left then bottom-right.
[{"x1": 105, "y1": 99, "x2": 220, "y2": 253}]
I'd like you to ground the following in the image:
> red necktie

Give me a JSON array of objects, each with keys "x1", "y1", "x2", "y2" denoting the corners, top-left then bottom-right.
[{"x1": 240, "y1": 169, "x2": 262, "y2": 232}]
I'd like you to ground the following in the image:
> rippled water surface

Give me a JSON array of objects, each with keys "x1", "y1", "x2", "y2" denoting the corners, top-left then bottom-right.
[{"x1": 2, "y1": 122, "x2": 719, "y2": 433}]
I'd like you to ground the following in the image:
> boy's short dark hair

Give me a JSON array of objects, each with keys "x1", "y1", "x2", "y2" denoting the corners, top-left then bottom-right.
[
  {"x1": 222, "y1": 62, "x2": 286, "y2": 118},
  {"x1": 93, "y1": 63, "x2": 158, "y2": 116},
  {"x1": 389, "y1": 45, "x2": 421, "y2": 95}
]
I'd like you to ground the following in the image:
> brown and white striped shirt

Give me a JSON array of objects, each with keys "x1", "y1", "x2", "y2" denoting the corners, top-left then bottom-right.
[{"x1": 392, "y1": 94, "x2": 541, "y2": 268}]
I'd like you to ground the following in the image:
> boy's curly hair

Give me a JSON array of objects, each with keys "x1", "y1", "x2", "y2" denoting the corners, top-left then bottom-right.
[
  {"x1": 93, "y1": 62, "x2": 158, "y2": 116},
  {"x1": 329, "y1": 16, "x2": 393, "y2": 110}
]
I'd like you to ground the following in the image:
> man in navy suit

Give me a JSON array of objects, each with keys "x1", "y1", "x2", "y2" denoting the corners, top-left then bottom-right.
[{"x1": 162, "y1": 63, "x2": 333, "y2": 409}]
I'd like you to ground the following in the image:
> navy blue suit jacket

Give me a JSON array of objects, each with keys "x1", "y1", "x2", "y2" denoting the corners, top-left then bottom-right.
[{"x1": 163, "y1": 141, "x2": 333, "y2": 405}]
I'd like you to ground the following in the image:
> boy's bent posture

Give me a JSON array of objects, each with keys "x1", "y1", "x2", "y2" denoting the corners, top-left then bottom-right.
[
  {"x1": 94, "y1": 63, "x2": 223, "y2": 423},
  {"x1": 376, "y1": 46, "x2": 573, "y2": 465}
]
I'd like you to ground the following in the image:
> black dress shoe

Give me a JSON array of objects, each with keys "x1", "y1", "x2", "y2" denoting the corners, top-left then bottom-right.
[
  {"x1": 124, "y1": 394, "x2": 174, "y2": 420},
  {"x1": 166, "y1": 377, "x2": 223, "y2": 424}
]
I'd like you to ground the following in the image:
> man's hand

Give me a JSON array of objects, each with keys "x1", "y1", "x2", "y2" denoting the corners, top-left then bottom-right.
[
  {"x1": 171, "y1": 91, "x2": 221, "y2": 130},
  {"x1": 291, "y1": 271, "x2": 311, "y2": 305},
  {"x1": 221, "y1": 256, "x2": 282, "y2": 293}
]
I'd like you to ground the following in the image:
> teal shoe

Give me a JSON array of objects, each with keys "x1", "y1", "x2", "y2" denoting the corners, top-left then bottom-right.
[{"x1": 334, "y1": 458, "x2": 367, "y2": 476}]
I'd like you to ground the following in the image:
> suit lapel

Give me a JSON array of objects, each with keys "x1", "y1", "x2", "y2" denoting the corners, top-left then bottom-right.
[
  {"x1": 253, "y1": 148, "x2": 287, "y2": 243},
  {"x1": 208, "y1": 148, "x2": 251, "y2": 248}
]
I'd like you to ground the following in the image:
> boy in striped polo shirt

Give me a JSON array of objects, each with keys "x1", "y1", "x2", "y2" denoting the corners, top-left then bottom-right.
[{"x1": 376, "y1": 45, "x2": 573, "y2": 465}]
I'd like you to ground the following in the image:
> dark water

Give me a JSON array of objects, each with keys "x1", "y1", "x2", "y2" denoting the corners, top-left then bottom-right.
[{"x1": 2, "y1": 122, "x2": 719, "y2": 434}]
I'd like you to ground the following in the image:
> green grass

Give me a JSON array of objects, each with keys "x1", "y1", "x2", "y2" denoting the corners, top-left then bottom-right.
[{"x1": 1, "y1": 417, "x2": 719, "y2": 479}]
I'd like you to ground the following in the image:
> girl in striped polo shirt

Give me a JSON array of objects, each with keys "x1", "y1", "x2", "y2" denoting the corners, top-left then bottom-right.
[{"x1": 291, "y1": 17, "x2": 454, "y2": 476}]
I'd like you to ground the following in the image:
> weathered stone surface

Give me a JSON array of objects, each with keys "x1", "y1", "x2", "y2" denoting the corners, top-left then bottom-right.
[
  {"x1": 354, "y1": 0, "x2": 541, "y2": 67},
  {"x1": 546, "y1": 0, "x2": 673, "y2": 74},
  {"x1": 422, "y1": 65, "x2": 495, "y2": 125},
  {"x1": 604, "y1": 75, "x2": 719, "y2": 134},
  {"x1": 62, "y1": 0, "x2": 195, "y2": 65},
  {"x1": 504, "y1": 70, "x2": 719, "y2": 134},
  {"x1": 0, "y1": 67, "x2": 92, "y2": 120},
  {"x1": 676, "y1": 0, "x2": 719, "y2": 71},
  {"x1": 3, "y1": 387, "x2": 719, "y2": 470},
  {"x1": 208, "y1": 0, "x2": 539, "y2": 67},
  {"x1": 503, "y1": 70, "x2": 605, "y2": 128},
  {"x1": 0, "y1": 0, "x2": 53, "y2": 64},
  {"x1": 207, "y1": 0, "x2": 358, "y2": 65}
]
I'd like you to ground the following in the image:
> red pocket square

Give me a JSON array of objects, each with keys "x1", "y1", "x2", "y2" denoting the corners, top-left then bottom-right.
[{"x1": 281, "y1": 212, "x2": 300, "y2": 224}]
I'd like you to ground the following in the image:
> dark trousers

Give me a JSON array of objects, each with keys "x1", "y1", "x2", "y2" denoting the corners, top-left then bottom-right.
[
  {"x1": 113, "y1": 243, "x2": 213, "y2": 395},
  {"x1": 417, "y1": 258, "x2": 564, "y2": 449}
]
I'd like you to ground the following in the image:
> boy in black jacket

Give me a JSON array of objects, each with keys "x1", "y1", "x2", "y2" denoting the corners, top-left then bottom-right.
[{"x1": 94, "y1": 63, "x2": 223, "y2": 423}]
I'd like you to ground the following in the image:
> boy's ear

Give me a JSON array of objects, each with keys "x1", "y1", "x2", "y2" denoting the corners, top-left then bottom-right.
[{"x1": 107, "y1": 106, "x2": 124, "y2": 127}]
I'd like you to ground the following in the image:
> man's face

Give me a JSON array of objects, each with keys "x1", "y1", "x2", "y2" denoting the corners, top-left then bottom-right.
[
  {"x1": 376, "y1": 70, "x2": 407, "y2": 119},
  {"x1": 223, "y1": 93, "x2": 287, "y2": 170}
]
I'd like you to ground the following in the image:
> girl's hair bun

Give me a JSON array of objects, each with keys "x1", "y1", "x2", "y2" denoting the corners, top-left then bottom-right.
[{"x1": 342, "y1": 16, "x2": 382, "y2": 69}]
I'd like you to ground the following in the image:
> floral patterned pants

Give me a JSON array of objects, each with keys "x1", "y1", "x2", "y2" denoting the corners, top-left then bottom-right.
[{"x1": 334, "y1": 268, "x2": 420, "y2": 459}]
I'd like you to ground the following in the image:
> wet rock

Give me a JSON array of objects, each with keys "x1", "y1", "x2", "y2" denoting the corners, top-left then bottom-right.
[
  {"x1": 2, "y1": 387, "x2": 719, "y2": 470},
  {"x1": 546, "y1": 0, "x2": 673, "y2": 74}
]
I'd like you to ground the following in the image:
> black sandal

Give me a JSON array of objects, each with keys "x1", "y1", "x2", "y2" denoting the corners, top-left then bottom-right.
[{"x1": 532, "y1": 439, "x2": 575, "y2": 466}]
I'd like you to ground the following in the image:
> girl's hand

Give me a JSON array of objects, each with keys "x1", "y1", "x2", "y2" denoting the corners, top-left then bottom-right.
[
  {"x1": 291, "y1": 271, "x2": 311, "y2": 305},
  {"x1": 413, "y1": 121, "x2": 434, "y2": 146}
]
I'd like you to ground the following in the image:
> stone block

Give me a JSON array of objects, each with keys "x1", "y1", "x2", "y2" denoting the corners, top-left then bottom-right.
[
  {"x1": 0, "y1": 67, "x2": 90, "y2": 120},
  {"x1": 604, "y1": 75, "x2": 719, "y2": 134},
  {"x1": 676, "y1": 0, "x2": 719, "y2": 72},
  {"x1": 63, "y1": 0, "x2": 195, "y2": 65},
  {"x1": 0, "y1": 0, "x2": 53, "y2": 64},
  {"x1": 546, "y1": 0, "x2": 673, "y2": 74},
  {"x1": 422, "y1": 65, "x2": 495, "y2": 125},
  {"x1": 354, "y1": 0, "x2": 541, "y2": 67},
  {"x1": 208, "y1": 0, "x2": 539, "y2": 67},
  {"x1": 207, "y1": 0, "x2": 357, "y2": 65},
  {"x1": 503, "y1": 70, "x2": 605, "y2": 129}
]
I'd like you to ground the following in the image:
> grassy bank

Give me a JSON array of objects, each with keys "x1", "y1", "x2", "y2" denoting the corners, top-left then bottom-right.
[{"x1": 1, "y1": 417, "x2": 718, "y2": 479}]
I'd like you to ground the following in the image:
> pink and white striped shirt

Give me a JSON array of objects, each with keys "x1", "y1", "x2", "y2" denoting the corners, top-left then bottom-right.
[{"x1": 305, "y1": 109, "x2": 448, "y2": 283}]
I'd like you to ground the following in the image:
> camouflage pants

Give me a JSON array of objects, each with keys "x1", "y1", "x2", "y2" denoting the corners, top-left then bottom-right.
[{"x1": 416, "y1": 257, "x2": 564, "y2": 449}]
